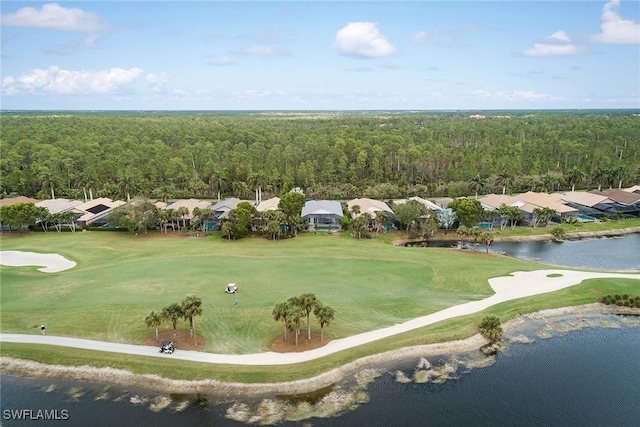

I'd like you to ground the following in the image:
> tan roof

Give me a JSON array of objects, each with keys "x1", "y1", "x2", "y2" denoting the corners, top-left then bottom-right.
[
  {"x1": 75, "y1": 198, "x2": 126, "y2": 224},
  {"x1": 256, "y1": 197, "x2": 280, "y2": 212},
  {"x1": 589, "y1": 189, "x2": 640, "y2": 205},
  {"x1": 74, "y1": 197, "x2": 125, "y2": 213},
  {"x1": 347, "y1": 198, "x2": 393, "y2": 219},
  {"x1": 622, "y1": 185, "x2": 640, "y2": 193},
  {"x1": 36, "y1": 198, "x2": 84, "y2": 214},
  {"x1": 165, "y1": 199, "x2": 213, "y2": 219},
  {"x1": 552, "y1": 191, "x2": 612, "y2": 208},
  {"x1": 0, "y1": 196, "x2": 38, "y2": 207},
  {"x1": 478, "y1": 194, "x2": 522, "y2": 209},
  {"x1": 515, "y1": 191, "x2": 578, "y2": 214},
  {"x1": 394, "y1": 196, "x2": 442, "y2": 211}
]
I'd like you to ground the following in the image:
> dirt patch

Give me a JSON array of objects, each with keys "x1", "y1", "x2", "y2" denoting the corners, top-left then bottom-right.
[
  {"x1": 271, "y1": 332, "x2": 331, "y2": 353},
  {"x1": 144, "y1": 330, "x2": 205, "y2": 351}
]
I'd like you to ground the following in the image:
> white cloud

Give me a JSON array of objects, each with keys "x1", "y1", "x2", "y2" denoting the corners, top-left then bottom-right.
[
  {"x1": 1, "y1": 3, "x2": 108, "y2": 33},
  {"x1": 208, "y1": 55, "x2": 236, "y2": 65},
  {"x1": 146, "y1": 72, "x2": 170, "y2": 93},
  {"x1": 1, "y1": 66, "x2": 143, "y2": 95},
  {"x1": 592, "y1": 0, "x2": 640, "y2": 44},
  {"x1": 333, "y1": 22, "x2": 396, "y2": 58},
  {"x1": 471, "y1": 89, "x2": 561, "y2": 101},
  {"x1": 523, "y1": 30, "x2": 586, "y2": 56}
]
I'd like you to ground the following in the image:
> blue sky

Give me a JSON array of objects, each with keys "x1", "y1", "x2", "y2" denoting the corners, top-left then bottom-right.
[{"x1": 1, "y1": 1, "x2": 639, "y2": 110}]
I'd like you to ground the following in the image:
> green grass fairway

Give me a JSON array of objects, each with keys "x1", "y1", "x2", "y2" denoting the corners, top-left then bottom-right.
[
  {"x1": 0, "y1": 231, "x2": 545, "y2": 353},
  {"x1": 2, "y1": 230, "x2": 638, "y2": 383}
]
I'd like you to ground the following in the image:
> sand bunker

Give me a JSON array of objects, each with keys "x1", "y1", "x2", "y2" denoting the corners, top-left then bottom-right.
[{"x1": 0, "y1": 251, "x2": 76, "y2": 273}]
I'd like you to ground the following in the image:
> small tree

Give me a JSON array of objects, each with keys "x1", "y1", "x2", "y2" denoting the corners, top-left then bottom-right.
[
  {"x1": 161, "y1": 303, "x2": 183, "y2": 337},
  {"x1": 272, "y1": 301, "x2": 290, "y2": 342},
  {"x1": 478, "y1": 315, "x2": 503, "y2": 341},
  {"x1": 448, "y1": 198, "x2": 485, "y2": 227},
  {"x1": 436, "y1": 208, "x2": 456, "y2": 235},
  {"x1": 181, "y1": 294, "x2": 202, "y2": 343},
  {"x1": 551, "y1": 226, "x2": 566, "y2": 240},
  {"x1": 145, "y1": 310, "x2": 163, "y2": 342},
  {"x1": 296, "y1": 293, "x2": 318, "y2": 340},
  {"x1": 313, "y1": 303, "x2": 335, "y2": 342},
  {"x1": 481, "y1": 231, "x2": 495, "y2": 253},
  {"x1": 286, "y1": 303, "x2": 306, "y2": 346}
]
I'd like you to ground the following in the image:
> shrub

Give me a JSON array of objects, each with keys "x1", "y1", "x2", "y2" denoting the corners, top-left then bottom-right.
[
  {"x1": 551, "y1": 226, "x2": 566, "y2": 239},
  {"x1": 478, "y1": 315, "x2": 503, "y2": 341}
]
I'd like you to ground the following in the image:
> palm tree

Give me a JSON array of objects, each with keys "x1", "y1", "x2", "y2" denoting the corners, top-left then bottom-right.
[
  {"x1": 181, "y1": 294, "x2": 202, "y2": 343},
  {"x1": 161, "y1": 303, "x2": 183, "y2": 337},
  {"x1": 375, "y1": 211, "x2": 390, "y2": 235},
  {"x1": 469, "y1": 173, "x2": 487, "y2": 200},
  {"x1": 118, "y1": 173, "x2": 139, "y2": 203},
  {"x1": 456, "y1": 225, "x2": 469, "y2": 249},
  {"x1": 211, "y1": 169, "x2": 228, "y2": 201},
  {"x1": 272, "y1": 301, "x2": 290, "y2": 342},
  {"x1": 478, "y1": 315, "x2": 503, "y2": 341},
  {"x1": 313, "y1": 303, "x2": 335, "y2": 343},
  {"x1": 145, "y1": 310, "x2": 163, "y2": 342},
  {"x1": 286, "y1": 303, "x2": 305, "y2": 346},
  {"x1": 565, "y1": 166, "x2": 586, "y2": 192},
  {"x1": 37, "y1": 167, "x2": 59, "y2": 199},
  {"x1": 296, "y1": 293, "x2": 318, "y2": 340},
  {"x1": 468, "y1": 226, "x2": 483, "y2": 251},
  {"x1": 177, "y1": 206, "x2": 190, "y2": 229},
  {"x1": 481, "y1": 231, "x2": 495, "y2": 253},
  {"x1": 495, "y1": 172, "x2": 513, "y2": 195}
]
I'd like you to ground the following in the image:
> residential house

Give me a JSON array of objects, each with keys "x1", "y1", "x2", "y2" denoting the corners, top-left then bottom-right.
[
  {"x1": 588, "y1": 189, "x2": 640, "y2": 217},
  {"x1": 212, "y1": 198, "x2": 242, "y2": 226},
  {"x1": 256, "y1": 197, "x2": 281, "y2": 212},
  {"x1": 551, "y1": 191, "x2": 614, "y2": 219},
  {"x1": 347, "y1": 198, "x2": 395, "y2": 230},
  {"x1": 0, "y1": 196, "x2": 38, "y2": 207},
  {"x1": 164, "y1": 198, "x2": 213, "y2": 230},
  {"x1": 301, "y1": 200, "x2": 343, "y2": 231},
  {"x1": 74, "y1": 198, "x2": 126, "y2": 227}
]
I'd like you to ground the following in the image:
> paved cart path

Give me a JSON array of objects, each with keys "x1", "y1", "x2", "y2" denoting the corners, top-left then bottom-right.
[{"x1": 2, "y1": 270, "x2": 638, "y2": 366}]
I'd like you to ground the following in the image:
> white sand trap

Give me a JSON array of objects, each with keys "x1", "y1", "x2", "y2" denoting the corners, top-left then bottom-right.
[{"x1": 0, "y1": 251, "x2": 76, "y2": 273}]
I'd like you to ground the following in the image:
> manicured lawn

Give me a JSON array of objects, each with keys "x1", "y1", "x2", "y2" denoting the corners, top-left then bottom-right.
[
  {"x1": 1, "y1": 230, "x2": 636, "y2": 383},
  {"x1": 1, "y1": 230, "x2": 542, "y2": 353}
]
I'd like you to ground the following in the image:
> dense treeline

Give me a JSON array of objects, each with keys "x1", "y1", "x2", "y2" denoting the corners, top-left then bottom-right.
[{"x1": 1, "y1": 111, "x2": 638, "y2": 201}]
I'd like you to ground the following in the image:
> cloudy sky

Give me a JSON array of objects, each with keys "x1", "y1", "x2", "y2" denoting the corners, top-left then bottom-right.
[{"x1": 1, "y1": 1, "x2": 639, "y2": 110}]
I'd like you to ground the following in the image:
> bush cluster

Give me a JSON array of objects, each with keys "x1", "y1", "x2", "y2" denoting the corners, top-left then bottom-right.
[{"x1": 599, "y1": 294, "x2": 640, "y2": 308}]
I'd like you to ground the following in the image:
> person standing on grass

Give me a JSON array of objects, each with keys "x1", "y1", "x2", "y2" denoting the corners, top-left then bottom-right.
[
  {"x1": 234, "y1": 299, "x2": 239, "y2": 308},
  {"x1": 40, "y1": 325, "x2": 46, "y2": 335}
]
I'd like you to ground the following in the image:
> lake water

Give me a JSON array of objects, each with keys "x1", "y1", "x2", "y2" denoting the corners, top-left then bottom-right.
[
  {"x1": 2, "y1": 234, "x2": 639, "y2": 426},
  {"x1": 490, "y1": 233, "x2": 640, "y2": 271}
]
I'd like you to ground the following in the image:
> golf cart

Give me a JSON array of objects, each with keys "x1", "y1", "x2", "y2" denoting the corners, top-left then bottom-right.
[
  {"x1": 159, "y1": 340, "x2": 175, "y2": 354},
  {"x1": 225, "y1": 283, "x2": 238, "y2": 294}
]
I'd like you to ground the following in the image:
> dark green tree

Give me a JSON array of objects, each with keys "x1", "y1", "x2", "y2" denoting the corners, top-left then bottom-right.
[
  {"x1": 478, "y1": 315, "x2": 503, "y2": 341},
  {"x1": 278, "y1": 191, "x2": 305, "y2": 237},
  {"x1": 145, "y1": 310, "x2": 163, "y2": 342},
  {"x1": 448, "y1": 198, "x2": 484, "y2": 227}
]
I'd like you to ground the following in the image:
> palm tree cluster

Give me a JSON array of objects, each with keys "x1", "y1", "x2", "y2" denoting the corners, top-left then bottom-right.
[
  {"x1": 145, "y1": 294, "x2": 202, "y2": 345},
  {"x1": 272, "y1": 293, "x2": 335, "y2": 345}
]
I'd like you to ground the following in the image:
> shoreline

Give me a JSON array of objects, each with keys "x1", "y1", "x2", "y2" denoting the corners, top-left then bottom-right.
[
  {"x1": 2, "y1": 303, "x2": 638, "y2": 397},
  {"x1": 394, "y1": 225, "x2": 640, "y2": 246}
]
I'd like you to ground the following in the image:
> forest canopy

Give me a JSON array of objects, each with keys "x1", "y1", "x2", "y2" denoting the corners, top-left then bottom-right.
[{"x1": 1, "y1": 110, "x2": 638, "y2": 201}]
